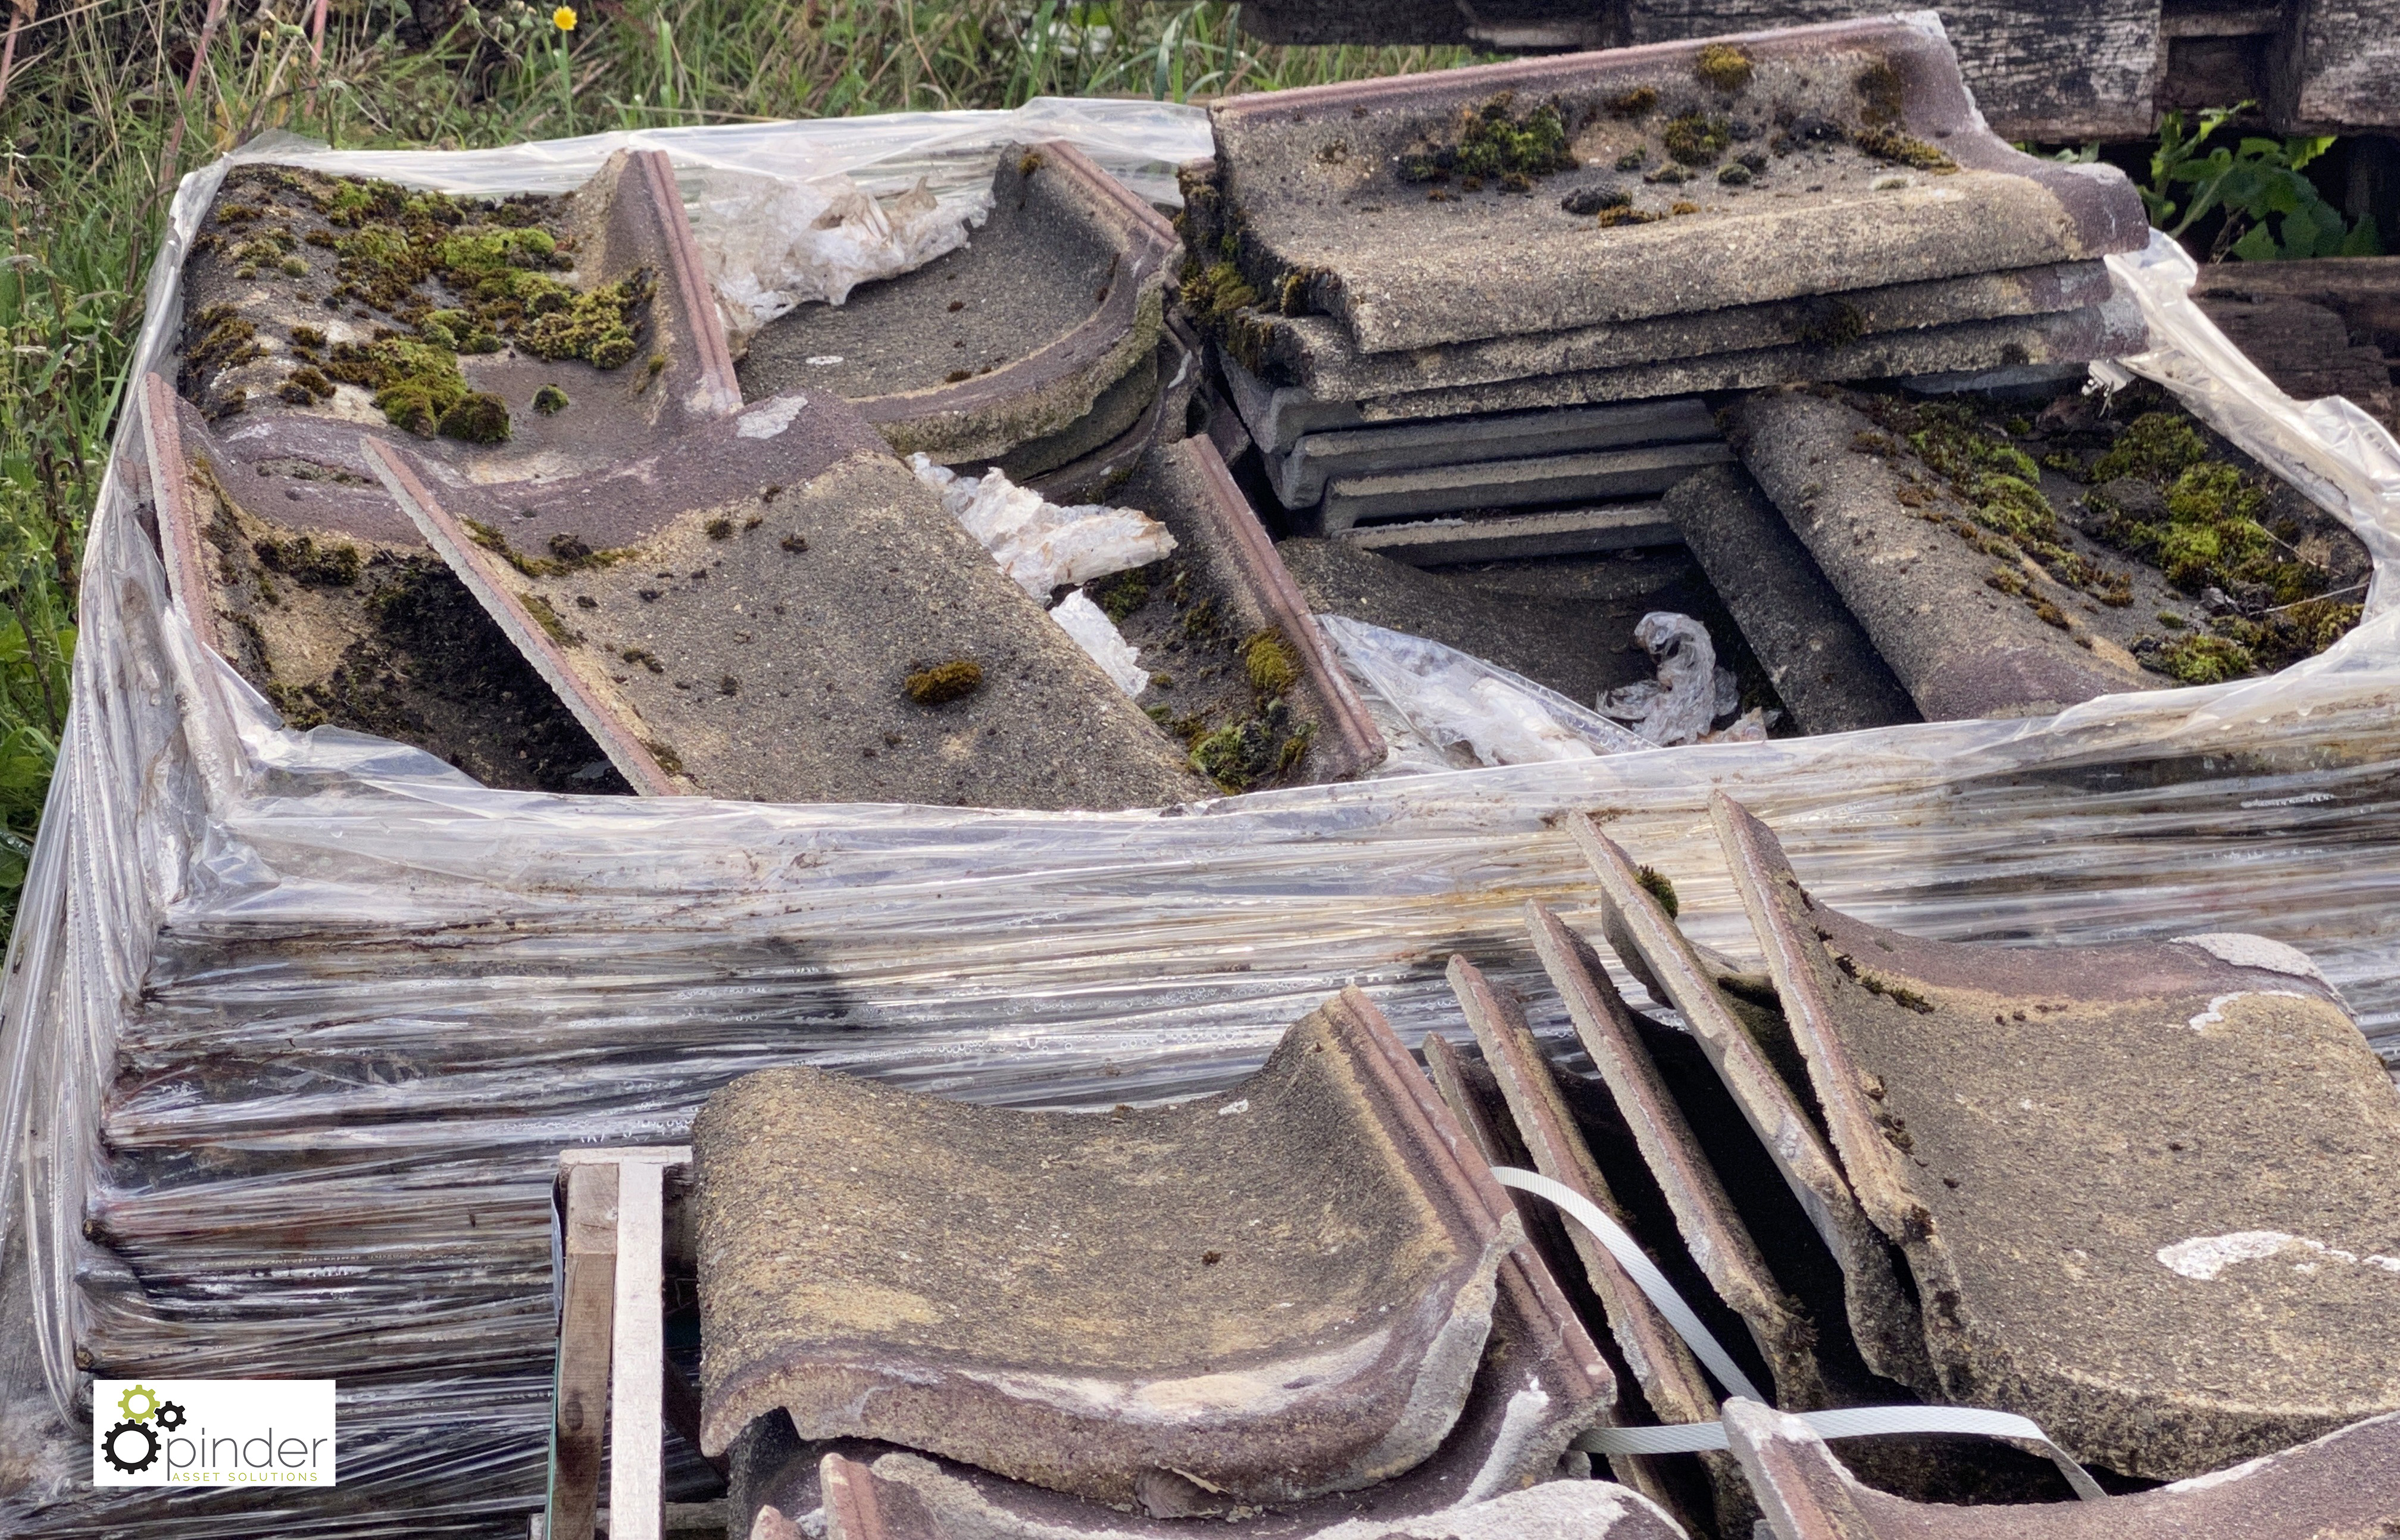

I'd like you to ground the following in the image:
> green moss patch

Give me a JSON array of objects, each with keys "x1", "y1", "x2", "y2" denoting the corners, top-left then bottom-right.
[
  {"x1": 1693, "y1": 44, "x2": 1753, "y2": 93},
  {"x1": 533, "y1": 383, "x2": 570, "y2": 415},
  {"x1": 2090, "y1": 411, "x2": 2208, "y2": 483},
  {"x1": 1242, "y1": 628, "x2": 1301, "y2": 694},
  {"x1": 278, "y1": 366, "x2": 335, "y2": 405},
  {"x1": 1662, "y1": 113, "x2": 1732, "y2": 167},
  {"x1": 1857, "y1": 395, "x2": 2135, "y2": 621},
  {"x1": 463, "y1": 522, "x2": 632, "y2": 579},
  {"x1": 1089, "y1": 568, "x2": 1152, "y2": 622},
  {"x1": 326, "y1": 337, "x2": 509, "y2": 444},
  {"x1": 1105, "y1": 561, "x2": 1315, "y2": 793},
  {"x1": 1852, "y1": 124, "x2": 1956, "y2": 173},
  {"x1": 2154, "y1": 633, "x2": 2253, "y2": 684},
  {"x1": 2085, "y1": 411, "x2": 2326, "y2": 607},
  {"x1": 254, "y1": 534, "x2": 361, "y2": 587},
  {"x1": 1189, "y1": 704, "x2": 1311, "y2": 792},
  {"x1": 1855, "y1": 60, "x2": 1906, "y2": 124},
  {"x1": 185, "y1": 303, "x2": 263, "y2": 377},
  {"x1": 1398, "y1": 92, "x2": 1577, "y2": 190},
  {"x1": 520, "y1": 274, "x2": 649, "y2": 369},
  {"x1": 1178, "y1": 259, "x2": 1257, "y2": 323},
  {"x1": 1562, "y1": 184, "x2": 1633, "y2": 215},
  {"x1": 303, "y1": 171, "x2": 648, "y2": 379},
  {"x1": 522, "y1": 593, "x2": 581, "y2": 647},
  {"x1": 905, "y1": 659, "x2": 984, "y2": 705},
  {"x1": 1636, "y1": 863, "x2": 1679, "y2": 918}
]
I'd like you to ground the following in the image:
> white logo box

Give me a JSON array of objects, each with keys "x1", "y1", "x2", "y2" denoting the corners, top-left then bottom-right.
[{"x1": 92, "y1": 1380, "x2": 338, "y2": 1488}]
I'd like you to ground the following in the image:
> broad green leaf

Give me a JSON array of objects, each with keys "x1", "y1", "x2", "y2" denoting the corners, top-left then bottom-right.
[
  {"x1": 2285, "y1": 134, "x2": 2336, "y2": 171},
  {"x1": 2230, "y1": 221, "x2": 2281, "y2": 261}
]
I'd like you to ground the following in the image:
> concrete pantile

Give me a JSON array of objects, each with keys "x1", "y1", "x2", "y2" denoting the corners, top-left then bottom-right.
[
  {"x1": 1207, "y1": 17, "x2": 2146, "y2": 353},
  {"x1": 740, "y1": 142, "x2": 1174, "y2": 465},
  {"x1": 1712, "y1": 793, "x2": 2400, "y2": 1479},
  {"x1": 1726, "y1": 1398, "x2": 2400, "y2": 1539},
  {"x1": 693, "y1": 988, "x2": 1519, "y2": 1511}
]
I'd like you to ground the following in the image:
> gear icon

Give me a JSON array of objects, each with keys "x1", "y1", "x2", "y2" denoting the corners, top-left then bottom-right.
[
  {"x1": 102, "y1": 1418, "x2": 160, "y2": 1474},
  {"x1": 152, "y1": 1401, "x2": 187, "y2": 1432},
  {"x1": 115, "y1": 1384, "x2": 158, "y2": 1423}
]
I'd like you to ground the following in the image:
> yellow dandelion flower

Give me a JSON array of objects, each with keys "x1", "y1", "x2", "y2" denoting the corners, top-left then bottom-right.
[{"x1": 552, "y1": 6, "x2": 577, "y2": 31}]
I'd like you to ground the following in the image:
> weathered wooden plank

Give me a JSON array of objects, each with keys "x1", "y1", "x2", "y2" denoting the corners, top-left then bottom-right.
[
  {"x1": 1624, "y1": 0, "x2": 2164, "y2": 140},
  {"x1": 549, "y1": 1162, "x2": 619, "y2": 1540},
  {"x1": 2190, "y1": 256, "x2": 2400, "y2": 353},
  {"x1": 2195, "y1": 295, "x2": 2396, "y2": 428},
  {"x1": 610, "y1": 1158, "x2": 670, "y2": 1540},
  {"x1": 2273, "y1": 0, "x2": 2400, "y2": 132},
  {"x1": 1229, "y1": 0, "x2": 2173, "y2": 139},
  {"x1": 1235, "y1": 0, "x2": 1478, "y2": 45}
]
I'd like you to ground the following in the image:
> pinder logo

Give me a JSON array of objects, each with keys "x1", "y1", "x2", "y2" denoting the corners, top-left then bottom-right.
[{"x1": 92, "y1": 1380, "x2": 337, "y2": 1487}]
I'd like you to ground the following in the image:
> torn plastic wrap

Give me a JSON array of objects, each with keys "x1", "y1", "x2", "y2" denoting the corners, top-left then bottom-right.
[
  {"x1": 4, "y1": 105, "x2": 2400, "y2": 1539},
  {"x1": 1320, "y1": 615, "x2": 1654, "y2": 763},
  {"x1": 699, "y1": 171, "x2": 988, "y2": 348}
]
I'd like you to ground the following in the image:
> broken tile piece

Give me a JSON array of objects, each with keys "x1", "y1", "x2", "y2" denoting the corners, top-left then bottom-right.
[
  {"x1": 1710, "y1": 792, "x2": 2400, "y2": 1479},
  {"x1": 1206, "y1": 17, "x2": 2146, "y2": 355},
  {"x1": 151, "y1": 150, "x2": 753, "y2": 787},
  {"x1": 1726, "y1": 1398, "x2": 2400, "y2": 1540},
  {"x1": 1444, "y1": 956, "x2": 1755, "y2": 1538},
  {"x1": 1728, "y1": 386, "x2": 2155, "y2": 720},
  {"x1": 1567, "y1": 813, "x2": 1938, "y2": 1397},
  {"x1": 370, "y1": 386, "x2": 1203, "y2": 809},
  {"x1": 739, "y1": 142, "x2": 1174, "y2": 465},
  {"x1": 693, "y1": 987, "x2": 1520, "y2": 1513},
  {"x1": 1664, "y1": 463, "x2": 1920, "y2": 737},
  {"x1": 821, "y1": 1449, "x2": 1694, "y2": 1539},
  {"x1": 1526, "y1": 902, "x2": 1827, "y2": 1413}
]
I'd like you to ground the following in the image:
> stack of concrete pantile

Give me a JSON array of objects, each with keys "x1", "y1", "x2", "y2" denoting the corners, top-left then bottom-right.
[
  {"x1": 692, "y1": 990, "x2": 1690, "y2": 1540},
  {"x1": 1183, "y1": 15, "x2": 2150, "y2": 547},
  {"x1": 1424, "y1": 790, "x2": 2400, "y2": 1535},
  {"x1": 739, "y1": 142, "x2": 1190, "y2": 506}
]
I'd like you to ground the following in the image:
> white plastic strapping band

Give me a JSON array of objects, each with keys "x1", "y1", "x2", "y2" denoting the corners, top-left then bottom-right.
[
  {"x1": 1576, "y1": 1405, "x2": 2108, "y2": 1502},
  {"x1": 1490, "y1": 1166, "x2": 2108, "y2": 1503},
  {"x1": 1490, "y1": 1166, "x2": 1767, "y2": 1404}
]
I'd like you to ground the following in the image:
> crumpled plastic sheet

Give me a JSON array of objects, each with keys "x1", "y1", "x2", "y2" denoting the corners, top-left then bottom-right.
[
  {"x1": 699, "y1": 171, "x2": 988, "y2": 348},
  {"x1": 1321, "y1": 615, "x2": 1654, "y2": 763},
  {"x1": 1048, "y1": 589, "x2": 1153, "y2": 697},
  {"x1": 4, "y1": 108, "x2": 2400, "y2": 1538},
  {"x1": 908, "y1": 455, "x2": 1177, "y2": 597},
  {"x1": 1595, "y1": 612, "x2": 1730, "y2": 747}
]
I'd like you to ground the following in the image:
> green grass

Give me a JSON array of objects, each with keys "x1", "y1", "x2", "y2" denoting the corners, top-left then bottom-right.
[{"x1": 0, "y1": 1, "x2": 1476, "y2": 935}]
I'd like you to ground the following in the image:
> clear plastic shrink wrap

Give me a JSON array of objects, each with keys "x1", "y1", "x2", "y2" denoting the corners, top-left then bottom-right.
[{"x1": 2, "y1": 102, "x2": 2398, "y2": 1538}]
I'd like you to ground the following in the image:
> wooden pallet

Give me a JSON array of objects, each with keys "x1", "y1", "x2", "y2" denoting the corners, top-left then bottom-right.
[{"x1": 533, "y1": 1146, "x2": 703, "y2": 1540}]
